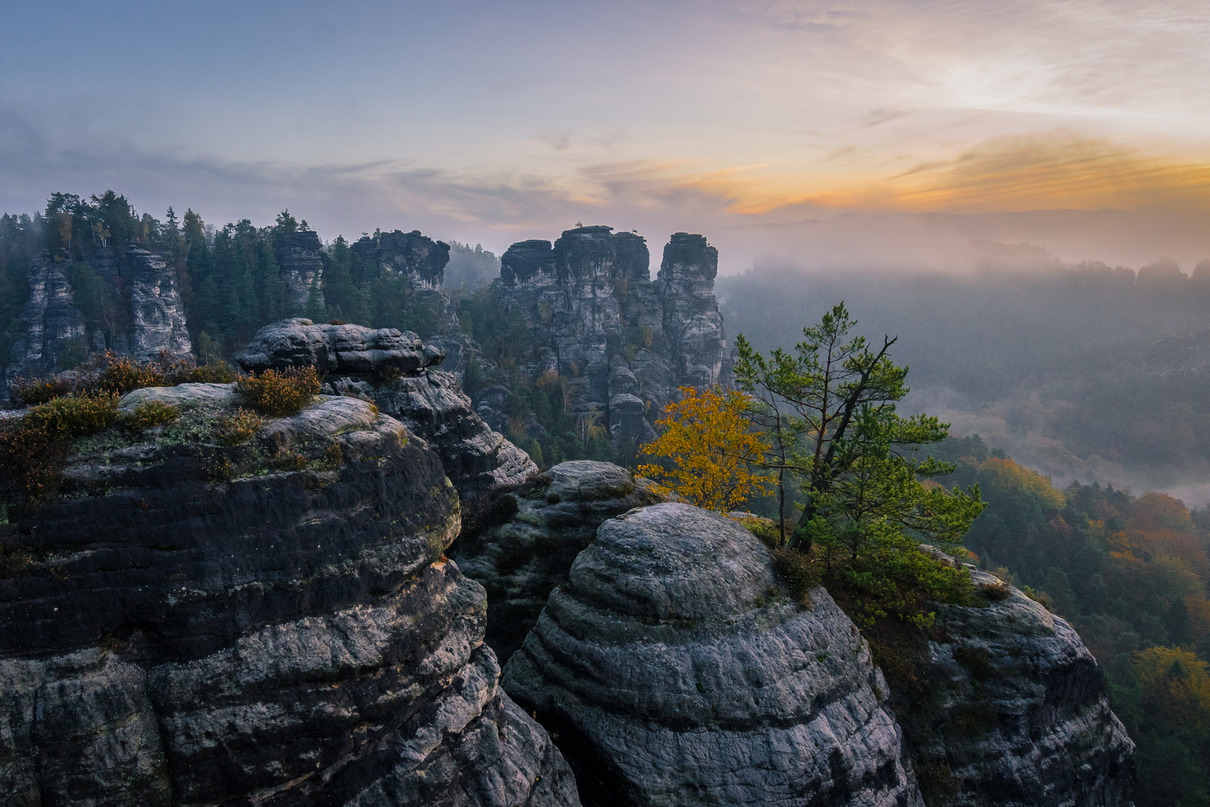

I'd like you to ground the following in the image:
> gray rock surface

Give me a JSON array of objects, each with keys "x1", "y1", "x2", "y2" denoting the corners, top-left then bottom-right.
[
  {"x1": 5, "y1": 254, "x2": 88, "y2": 383},
  {"x1": 502, "y1": 502, "x2": 923, "y2": 807},
  {"x1": 5, "y1": 244, "x2": 192, "y2": 395},
  {"x1": 126, "y1": 243, "x2": 193, "y2": 360},
  {"x1": 452, "y1": 460, "x2": 665, "y2": 663},
  {"x1": 0, "y1": 385, "x2": 579, "y2": 807},
  {"x1": 238, "y1": 319, "x2": 535, "y2": 499},
  {"x1": 894, "y1": 555, "x2": 1135, "y2": 807},
  {"x1": 275, "y1": 230, "x2": 327, "y2": 315},
  {"x1": 1144, "y1": 328, "x2": 1210, "y2": 376},
  {"x1": 352, "y1": 229, "x2": 450, "y2": 290},
  {"x1": 497, "y1": 227, "x2": 728, "y2": 448}
]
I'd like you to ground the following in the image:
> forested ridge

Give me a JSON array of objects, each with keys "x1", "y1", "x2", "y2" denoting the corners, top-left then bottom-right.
[{"x1": 0, "y1": 192, "x2": 498, "y2": 364}]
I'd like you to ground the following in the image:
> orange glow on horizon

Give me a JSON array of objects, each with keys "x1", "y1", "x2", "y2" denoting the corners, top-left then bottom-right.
[{"x1": 655, "y1": 137, "x2": 1210, "y2": 218}]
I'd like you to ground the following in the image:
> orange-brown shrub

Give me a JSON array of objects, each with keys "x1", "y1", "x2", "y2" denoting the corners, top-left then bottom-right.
[
  {"x1": 122, "y1": 400, "x2": 181, "y2": 432},
  {"x1": 235, "y1": 367, "x2": 322, "y2": 417}
]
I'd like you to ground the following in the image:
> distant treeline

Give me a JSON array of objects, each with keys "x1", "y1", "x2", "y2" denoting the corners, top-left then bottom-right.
[{"x1": 0, "y1": 191, "x2": 500, "y2": 363}]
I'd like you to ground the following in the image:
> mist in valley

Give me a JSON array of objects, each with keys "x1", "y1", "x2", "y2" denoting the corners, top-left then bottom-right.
[{"x1": 719, "y1": 248, "x2": 1210, "y2": 508}]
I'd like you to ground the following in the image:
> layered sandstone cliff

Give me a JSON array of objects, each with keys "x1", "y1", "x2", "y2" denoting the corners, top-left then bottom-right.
[
  {"x1": 496, "y1": 227, "x2": 727, "y2": 448},
  {"x1": 0, "y1": 384, "x2": 577, "y2": 806},
  {"x1": 237, "y1": 318, "x2": 535, "y2": 500}
]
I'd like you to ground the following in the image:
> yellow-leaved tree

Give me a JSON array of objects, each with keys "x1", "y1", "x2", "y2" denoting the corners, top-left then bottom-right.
[{"x1": 637, "y1": 385, "x2": 770, "y2": 513}]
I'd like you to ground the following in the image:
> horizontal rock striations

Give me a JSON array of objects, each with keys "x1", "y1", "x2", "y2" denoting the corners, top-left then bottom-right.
[
  {"x1": 0, "y1": 385, "x2": 578, "y2": 806},
  {"x1": 892, "y1": 556, "x2": 1135, "y2": 807},
  {"x1": 452, "y1": 460, "x2": 665, "y2": 663},
  {"x1": 502, "y1": 502, "x2": 923, "y2": 807},
  {"x1": 497, "y1": 227, "x2": 727, "y2": 448},
  {"x1": 238, "y1": 319, "x2": 536, "y2": 500}
]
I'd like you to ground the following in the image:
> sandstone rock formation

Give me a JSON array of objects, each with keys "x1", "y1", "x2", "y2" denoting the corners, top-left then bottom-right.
[
  {"x1": 127, "y1": 244, "x2": 193, "y2": 359},
  {"x1": 1144, "y1": 328, "x2": 1210, "y2": 376},
  {"x1": 238, "y1": 319, "x2": 535, "y2": 499},
  {"x1": 452, "y1": 460, "x2": 665, "y2": 663},
  {"x1": 352, "y1": 229, "x2": 450, "y2": 290},
  {"x1": 275, "y1": 230, "x2": 327, "y2": 316},
  {"x1": 5, "y1": 254, "x2": 88, "y2": 383},
  {"x1": 894, "y1": 555, "x2": 1135, "y2": 807},
  {"x1": 0, "y1": 385, "x2": 578, "y2": 806},
  {"x1": 5, "y1": 243, "x2": 192, "y2": 390},
  {"x1": 350, "y1": 228, "x2": 465, "y2": 373},
  {"x1": 502, "y1": 502, "x2": 924, "y2": 807},
  {"x1": 496, "y1": 227, "x2": 727, "y2": 448}
]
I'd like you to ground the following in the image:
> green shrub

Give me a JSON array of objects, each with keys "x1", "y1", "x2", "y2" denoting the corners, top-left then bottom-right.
[
  {"x1": 772, "y1": 547, "x2": 818, "y2": 607},
  {"x1": 122, "y1": 400, "x2": 181, "y2": 432},
  {"x1": 0, "y1": 393, "x2": 120, "y2": 504},
  {"x1": 739, "y1": 516, "x2": 784, "y2": 550},
  {"x1": 235, "y1": 367, "x2": 322, "y2": 417},
  {"x1": 978, "y1": 578, "x2": 1012, "y2": 601},
  {"x1": 25, "y1": 393, "x2": 122, "y2": 437},
  {"x1": 270, "y1": 448, "x2": 308, "y2": 472}
]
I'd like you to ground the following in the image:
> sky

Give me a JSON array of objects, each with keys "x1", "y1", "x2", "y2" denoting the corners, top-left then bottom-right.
[{"x1": 3, "y1": 0, "x2": 1209, "y2": 273}]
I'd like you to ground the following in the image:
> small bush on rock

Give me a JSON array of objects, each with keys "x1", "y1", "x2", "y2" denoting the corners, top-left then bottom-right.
[
  {"x1": 0, "y1": 393, "x2": 120, "y2": 504},
  {"x1": 235, "y1": 367, "x2": 322, "y2": 416},
  {"x1": 95, "y1": 353, "x2": 168, "y2": 394},
  {"x1": 122, "y1": 400, "x2": 181, "y2": 432},
  {"x1": 10, "y1": 375, "x2": 80, "y2": 406},
  {"x1": 215, "y1": 408, "x2": 264, "y2": 446}
]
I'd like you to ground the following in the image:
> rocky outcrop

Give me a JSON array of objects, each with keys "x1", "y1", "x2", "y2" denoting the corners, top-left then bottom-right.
[
  {"x1": 275, "y1": 230, "x2": 327, "y2": 315},
  {"x1": 656, "y1": 233, "x2": 726, "y2": 389},
  {"x1": 452, "y1": 461, "x2": 665, "y2": 663},
  {"x1": 497, "y1": 227, "x2": 727, "y2": 448},
  {"x1": 0, "y1": 385, "x2": 579, "y2": 806},
  {"x1": 1134, "y1": 258, "x2": 1187, "y2": 291},
  {"x1": 238, "y1": 319, "x2": 535, "y2": 499},
  {"x1": 350, "y1": 229, "x2": 466, "y2": 372},
  {"x1": 893, "y1": 556, "x2": 1135, "y2": 807},
  {"x1": 5, "y1": 243, "x2": 192, "y2": 393},
  {"x1": 502, "y1": 502, "x2": 923, "y2": 807},
  {"x1": 352, "y1": 229, "x2": 450, "y2": 290},
  {"x1": 5, "y1": 254, "x2": 87, "y2": 383},
  {"x1": 1144, "y1": 328, "x2": 1210, "y2": 376},
  {"x1": 127, "y1": 244, "x2": 192, "y2": 360}
]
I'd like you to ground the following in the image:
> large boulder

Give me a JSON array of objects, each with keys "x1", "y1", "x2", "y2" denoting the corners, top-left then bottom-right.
[
  {"x1": 893, "y1": 555, "x2": 1135, "y2": 807},
  {"x1": 0, "y1": 385, "x2": 578, "y2": 806},
  {"x1": 452, "y1": 461, "x2": 665, "y2": 663},
  {"x1": 502, "y1": 502, "x2": 922, "y2": 807}
]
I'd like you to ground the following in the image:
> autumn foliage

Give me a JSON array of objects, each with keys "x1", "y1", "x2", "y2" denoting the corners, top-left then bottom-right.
[
  {"x1": 235, "y1": 366, "x2": 322, "y2": 417},
  {"x1": 637, "y1": 385, "x2": 771, "y2": 513}
]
